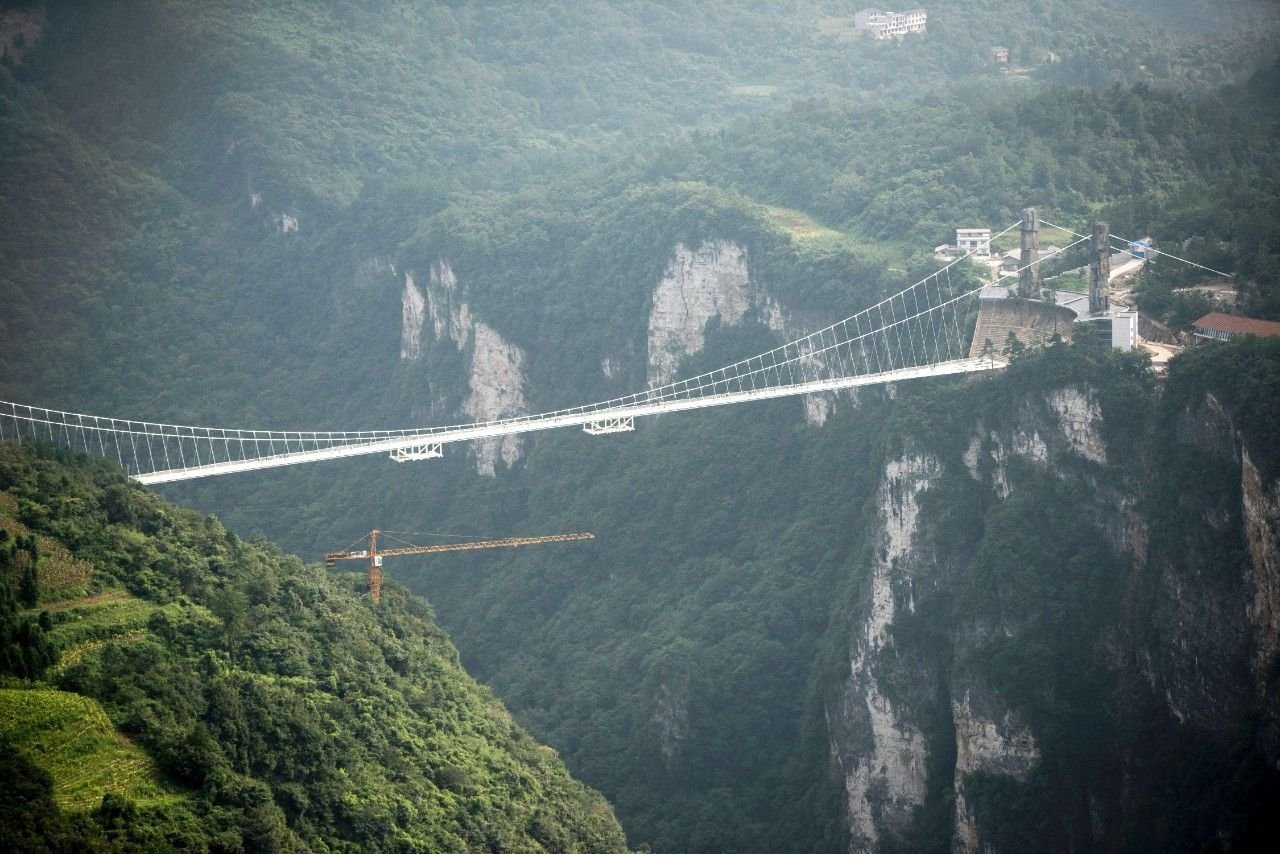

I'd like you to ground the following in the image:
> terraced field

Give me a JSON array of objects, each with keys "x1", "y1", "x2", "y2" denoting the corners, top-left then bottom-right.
[
  {"x1": 43, "y1": 590, "x2": 156, "y2": 651},
  {"x1": 0, "y1": 492, "x2": 94, "y2": 600},
  {"x1": 2, "y1": 485, "x2": 177, "y2": 811},
  {"x1": 0, "y1": 688, "x2": 185, "y2": 812}
]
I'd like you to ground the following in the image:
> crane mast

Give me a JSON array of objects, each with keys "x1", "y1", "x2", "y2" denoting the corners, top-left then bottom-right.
[{"x1": 324, "y1": 529, "x2": 595, "y2": 604}]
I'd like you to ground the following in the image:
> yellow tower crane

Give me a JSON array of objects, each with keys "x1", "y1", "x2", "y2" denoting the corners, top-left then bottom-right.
[{"x1": 324, "y1": 529, "x2": 595, "y2": 605}]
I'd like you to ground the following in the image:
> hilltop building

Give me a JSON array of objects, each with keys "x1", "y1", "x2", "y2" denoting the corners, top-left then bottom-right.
[
  {"x1": 991, "y1": 46, "x2": 1010, "y2": 63},
  {"x1": 853, "y1": 8, "x2": 927, "y2": 39},
  {"x1": 1127, "y1": 237, "x2": 1154, "y2": 259},
  {"x1": 1191, "y1": 312, "x2": 1280, "y2": 343},
  {"x1": 1000, "y1": 246, "x2": 1061, "y2": 271},
  {"x1": 956, "y1": 227, "x2": 991, "y2": 258}
]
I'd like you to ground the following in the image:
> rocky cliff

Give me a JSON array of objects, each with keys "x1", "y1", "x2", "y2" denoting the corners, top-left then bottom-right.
[
  {"x1": 398, "y1": 238, "x2": 833, "y2": 474},
  {"x1": 1147, "y1": 390, "x2": 1280, "y2": 741},
  {"x1": 831, "y1": 346, "x2": 1280, "y2": 852},
  {"x1": 648, "y1": 241, "x2": 754, "y2": 387},
  {"x1": 401, "y1": 261, "x2": 526, "y2": 475},
  {"x1": 834, "y1": 452, "x2": 939, "y2": 850},
  {"x1": 646, "y1": 240, "x2": 844, "y2": 425}
]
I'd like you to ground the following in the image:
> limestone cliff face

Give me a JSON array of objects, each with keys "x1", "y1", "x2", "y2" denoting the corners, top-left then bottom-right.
[
  {"x1": 401, "y1": 261, "x2": 525, "y2": 475},
  {"x1": 423, "y1": 261, "x2": 471, "y2": 349},
  {"x1": 1046, "y1": 387, "x2": 1106, "y2": 465},
  {"x1": 647, "y1": 241, "x2": 753, "y2": 388},
  {"x1": 834, "y1": 453, "x2": 939, "y2": 850},
  {"x1": 1147, "y1": 394, "x2": 1246, "y2": 731},
  {"x1": 832, "y1": 380, "x2": 1280, "y2": 851},
  {"x1": 1148, "y1": 393, "x2": 1280, "y2": 733},
  {"x1": 959, "y1": 386, "x2": 1109, "y2": 504},
  {"x1": 401, "y1": 271, "x2": 426, "y2": 361},
  {"x1": 1243, "y1": 447, "x2": 1280, "y2": 686},
  {"x1": 950, "y1": 689, "x2": 1039, "y2": 853},
  {"x1": 463, "y1": 322, "x2": 526, "y2": 476},
  {"x1": 835, "y1": 440, "x2": 1050, "y2": 852},
  {"x1": 646, "y1": 241, "x2": 842, "y2": 425}
]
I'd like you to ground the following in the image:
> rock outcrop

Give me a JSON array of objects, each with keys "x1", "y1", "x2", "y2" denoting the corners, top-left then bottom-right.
[
  {"x1": 401, "y1": 271, "x2": 426, "y2": 361},
  {"x1": 463, "y1": 322, "x2": 526, "y2": 476},
  {"x1": 834, "y1": 453, "x2": 939, "y2": 849},
  {"x1": 424, "y1": 261, "x2": 471, "y2": 349},
  {"x1": 646, "y1": 241, "x2": 843, "y2": 425},
  {"x1": 1047, "y1": 387, "x2": 1106, "y2": 465},
  {"x1": 648, "y1": 241, "x2": 753, "y2": 388},
  {"x1": 1243, "y1": 448, "x2": 1280, "y2": 685},
  {"x1": 831, "y1": 380, "x2": 1280, "y2": 851},
  {"x1": 401, "y1": 261, "x2": 526, "y2": 475},
  {"x1": 950, "y1": 690, "x2": 1040, "y2": 853}
]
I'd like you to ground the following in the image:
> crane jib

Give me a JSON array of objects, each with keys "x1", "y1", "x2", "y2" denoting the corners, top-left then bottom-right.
[{"x1": 323, "y1": 530, "x2": 595, "y2": 605}]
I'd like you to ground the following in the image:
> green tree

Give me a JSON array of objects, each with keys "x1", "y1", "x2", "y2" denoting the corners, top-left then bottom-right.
[
  {"x1": 980, "y1": 337, "x2": 996, "y2": 366},
  {"x1": 20, "y1": 561, "x2": 38, "y2": 608},
  {"x1": 1002, "y1": 330, "x2": 1027, "y2": 358}
]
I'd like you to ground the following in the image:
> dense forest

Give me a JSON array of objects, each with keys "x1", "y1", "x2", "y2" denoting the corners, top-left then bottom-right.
[
  {"x1": 4, "y1": 0, "x2": 1280, "y2": 420},
  {"x1": 0, "y1": 443, "x2": 627, "y2": 851},
  {"x1": 3, "y1": 1, "x2": 1280, "y2": 851}
]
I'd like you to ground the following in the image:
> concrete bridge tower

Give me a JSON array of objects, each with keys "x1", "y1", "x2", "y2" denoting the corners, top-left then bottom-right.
[
  {"x1": 1089, "y1": 222, "x2": 1111, "y2": 315},
  {"x1": 1018, "y1": 207, "x2": 1041, "y2": 298}
]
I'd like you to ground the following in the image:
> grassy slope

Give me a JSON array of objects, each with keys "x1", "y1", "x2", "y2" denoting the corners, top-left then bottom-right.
[{"x1": 0, "y1": 687, "x2": 182, "y2": 813}]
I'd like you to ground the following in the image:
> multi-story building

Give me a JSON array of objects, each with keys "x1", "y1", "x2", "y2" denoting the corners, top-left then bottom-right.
[
  {"x1": 956, "y1": 227, "x2": 991, "y2": 258},
  {"x1": 853, "y1": 8, "x2": 928, "y2": 39}
]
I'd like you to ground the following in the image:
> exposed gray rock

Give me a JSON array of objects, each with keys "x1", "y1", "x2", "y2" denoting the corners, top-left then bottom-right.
[
  {"x1": 406, "y1": 261, "x2": 526, "y2": 474},
  {"x1": 648, "y1": 241, "x2": 752, "y2": 388},
  {"x1": 835, "y1": 453, "x2": 940, "y2": 850}
]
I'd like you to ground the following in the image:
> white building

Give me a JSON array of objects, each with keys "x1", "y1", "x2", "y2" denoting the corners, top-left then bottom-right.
[
  {"x1": 1072, "y1": 312, "x2": 1137, "y2": 351},
  {"x1": 853, "y1": 8, "x2": 928, "y2": 39},
  {"x1": 956, "y1": 227, "x2": 991, "y2": 258},
  {"x1": 1111, "y1": 311, "x2": 1138, "y2": 351}
]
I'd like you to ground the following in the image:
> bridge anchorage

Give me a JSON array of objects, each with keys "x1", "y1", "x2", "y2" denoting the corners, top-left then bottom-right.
[{"x1": 0, "y1": 214, "x2": 1227, "y2": 484}]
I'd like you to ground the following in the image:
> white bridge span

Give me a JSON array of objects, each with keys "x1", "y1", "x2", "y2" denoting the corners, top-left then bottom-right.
[
  {"x1": 3, "y1": 357, "x2": 1001, "y2": 485},
  {"x1": 7, "y1": 220, "x2": 1096, "y2": 484},
  {"x1": 0, "y1": 214, "x2": 1223, "y2": 485}
]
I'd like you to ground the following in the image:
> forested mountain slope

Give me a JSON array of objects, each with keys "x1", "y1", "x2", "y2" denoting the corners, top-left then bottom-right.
[
  {"x1": 3, "y1": 1, "x2": 1280, "y2": 851},
  {"x1": 301, "y1": 338, "x2": 1278, "y2": 852},
  {"x1": 0, "y1": 443, "x2": 627, "y2": 851},
  {"x1": 3, "y1": 0, "x2": 1279, "y2": 418}
]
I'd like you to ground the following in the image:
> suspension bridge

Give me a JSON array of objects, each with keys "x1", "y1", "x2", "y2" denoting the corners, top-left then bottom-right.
[{"x1": 0, "y1": 215, "x2": 1220, "y2": 485}]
